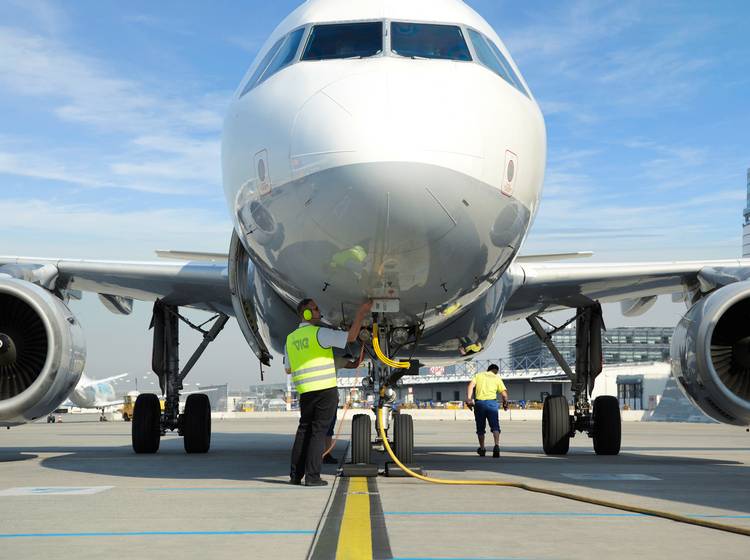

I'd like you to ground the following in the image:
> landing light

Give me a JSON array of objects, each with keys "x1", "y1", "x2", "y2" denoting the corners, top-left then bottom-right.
[
  {"x1": 358, "y1": 328, "x2": 372, "y2": 343},
  {"x1": 391, "y1": 328, "x2": 409, "y2": 345}
]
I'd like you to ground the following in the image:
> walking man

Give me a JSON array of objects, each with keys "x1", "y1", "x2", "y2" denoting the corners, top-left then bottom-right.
[
  {"x1": 286, "y1": 297, "x2": 371, "y2": 486},
  {"x1": 466, "y1": 364, "x2": 508, "y2": 458}
]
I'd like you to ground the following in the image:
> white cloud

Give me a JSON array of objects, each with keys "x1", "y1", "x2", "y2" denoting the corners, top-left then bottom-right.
[
  {"x1": 4, "y1": 0, "x2": 68, "y2": 34},
  {"x1": 110, "y1": 134, "x2": 222, "y2": 186},
  {"x1": 502, "y1": 0, "x2": 715, "y2": 112},
  {"x1": 0, "y1": 25, "x2": 229, "y2": 195},
  {"x1": 502, "y1": 0, "x2": 639, "y2": 62},
  {"x1": 0, "y1": 27, "x2": 224, "y2": 134},
  {"x1": 0, "y1": 198, "x2": 232, "y2": 260},
  {"x1": 0, "y1": 145, "x2": 216, "y2": 195}
]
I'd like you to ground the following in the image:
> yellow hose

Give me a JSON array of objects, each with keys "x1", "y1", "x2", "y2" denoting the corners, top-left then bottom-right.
[
  {"x1": 376, "y1": 407, "x2": 750, "y2": 538},
  {"x1": 372, "y1": 323, "x2": 409, "y2": 369}
]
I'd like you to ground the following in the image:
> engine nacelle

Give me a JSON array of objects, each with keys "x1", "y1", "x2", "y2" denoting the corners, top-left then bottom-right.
[
  {"x1": 0, "y1": 278, "x2": 86, "y2": 426},
  {"x1": 671, "y1": 281, "x2": 750, "y2": 425}
]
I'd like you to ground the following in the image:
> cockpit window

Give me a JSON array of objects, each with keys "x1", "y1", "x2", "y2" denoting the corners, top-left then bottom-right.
[
  {"x1": 301, "y1": 22, "x2": 383, "y2": 60},
  {"x1": 467, "y1": 29, "x2": 528, "y2": 96},
  {"x1": 261, "y1": 28, "x2": 305, "y2": 85},
  {"x1": 239, "y1": 28, "x2": 306, "y2": 97},
  {"x1": 239, "y1": 36, "x2": 285, "y2": 97},
  {"x1": 390, "y1": 22, "x2": 471, "y2": 61}
]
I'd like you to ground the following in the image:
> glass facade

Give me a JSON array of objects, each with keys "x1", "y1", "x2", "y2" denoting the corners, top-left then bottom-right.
[{"x1": 508, "y1": 326, "x2": 673, "y2": 368}]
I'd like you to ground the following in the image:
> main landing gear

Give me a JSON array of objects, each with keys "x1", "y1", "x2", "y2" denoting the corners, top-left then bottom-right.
[
  {"x1": 346, "y1": 319, "x2": 420, "y2": 476},
  {"x1": 528, "y1": 303, "x2": 621, "y2": 456},
  {"x1": 132, "y1": 300, "x2": 228, "y2": 454}
]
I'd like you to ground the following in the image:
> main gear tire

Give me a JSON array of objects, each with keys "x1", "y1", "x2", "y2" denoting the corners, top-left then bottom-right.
[
  {"x1": 542, "y1": 395, "x2": 571, "y2": 455},
  {"x1": 132, "y1": 393, "x2": 161, "y2": 454},
  {"x1": 183, "y1": 393, "x2": 211, "y2": 454},
  {"x1": 593, "y1": 395, "x2": 621, "y2": 455}
]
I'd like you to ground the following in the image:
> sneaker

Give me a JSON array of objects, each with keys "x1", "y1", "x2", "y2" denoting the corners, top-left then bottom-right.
[
  {"x1": 476, "y1": 447, "x2": 486, "y2": 457},
  {"x1": 492, "y1": 445, "x2": 500, "y2": 458},
  {"x1": 305, "y1": 478, "x2": 328, "y2": 487},
  {"x1": 322, "y1": 454, "x2": 338, "y2": 465}
]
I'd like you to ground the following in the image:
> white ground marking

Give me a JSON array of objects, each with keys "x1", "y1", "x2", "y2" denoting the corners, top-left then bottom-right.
[
  {"x1": 562, "y1": 474, "x2": 661, "y2": 481},
  {"x1": 0, "y1": 486, "x2": 114, "y2": 496}
]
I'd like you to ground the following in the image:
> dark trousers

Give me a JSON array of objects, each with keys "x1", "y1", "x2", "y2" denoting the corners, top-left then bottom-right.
[{"x1": 290, "y1": 387, "x2": 338, "y2": 482}]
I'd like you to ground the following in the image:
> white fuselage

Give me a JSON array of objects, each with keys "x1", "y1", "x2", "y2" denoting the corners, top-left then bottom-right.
[
  {"x1": 67, "y1": 374, "x2": 118, "y2": 409},
  {"x1": 222, "y1": 0, "x2": 546, "y2": 334}
]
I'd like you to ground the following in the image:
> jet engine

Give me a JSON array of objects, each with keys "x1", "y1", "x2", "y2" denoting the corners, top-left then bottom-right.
[
  {"x1": 0, "y1": 278, "x2": 85, "y2": 426},
  {"x1": 671, "y1": 281, "x2": 750, "y2": 425}
]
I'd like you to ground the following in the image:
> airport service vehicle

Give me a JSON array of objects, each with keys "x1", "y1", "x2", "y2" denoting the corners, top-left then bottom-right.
[
  {"x1": 121, "y1": 392, "x2": 139, "y2": 421},
  {"x1": 1, "y1": 0, "x2": 749, "y2": 458}
]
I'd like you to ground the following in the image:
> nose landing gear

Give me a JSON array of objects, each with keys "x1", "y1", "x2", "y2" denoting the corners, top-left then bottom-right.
[{"x1": 344, "y1": 320, "x2": 421, "y2": 476}]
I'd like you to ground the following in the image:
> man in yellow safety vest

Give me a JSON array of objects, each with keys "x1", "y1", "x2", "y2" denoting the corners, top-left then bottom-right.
[{"x1": 285, "y1": 297, "x2": 371, "y2": 486}]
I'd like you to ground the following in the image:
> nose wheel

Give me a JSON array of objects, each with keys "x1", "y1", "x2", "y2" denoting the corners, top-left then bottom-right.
[
  {"x1": 351, "y1": 413, "x2": 372, "y2": 464},
  {"x1": 392, "y1": 413, "x2": 414, "y2": 464}
]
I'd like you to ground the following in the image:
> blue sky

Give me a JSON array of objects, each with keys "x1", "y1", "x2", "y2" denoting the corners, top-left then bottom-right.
[{"x1": 1, "y1": 0, "x2": 749, "y2": 388}]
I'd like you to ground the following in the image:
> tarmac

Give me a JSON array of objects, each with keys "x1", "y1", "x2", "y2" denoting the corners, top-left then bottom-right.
[{"x1": 0, "y1": 414, "x2": 748, "y2": 559}]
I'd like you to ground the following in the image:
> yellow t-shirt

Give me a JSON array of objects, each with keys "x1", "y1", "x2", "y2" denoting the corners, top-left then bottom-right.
[{"x1": 472, "y1": 371, "x2": 507, "y2": 401}]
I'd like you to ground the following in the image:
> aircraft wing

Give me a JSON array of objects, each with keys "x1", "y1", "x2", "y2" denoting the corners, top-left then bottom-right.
[
  {"x1": 503, "y1": 258, "x2": 750, "y2": 321},
  {"x1": 0, "y1": 256, "x2": 232, "y2": 314},
  {"x1": 92, "y1": 399, "x2": 126, "y2": 408},
  {"x1": 79, "y1": 373, "x2": 129, "y2": 388}
]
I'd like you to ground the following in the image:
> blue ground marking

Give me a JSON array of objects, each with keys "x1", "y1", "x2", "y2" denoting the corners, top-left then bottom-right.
[
  {"x1": 0, "y1": 530, "x2": 315, "y2": 539},
  {"x1": 392, "y1": 557, "x2": 549, "y2": 560},
  {"x1": 144, "y1": 487, "x2": 306, "y2": 492},
  {"x1": 385, "y1": 511, "x2": 641, "y2": 517},
  {"x1": 385, "y1": 511, "x2": 750, "y2": 519}
]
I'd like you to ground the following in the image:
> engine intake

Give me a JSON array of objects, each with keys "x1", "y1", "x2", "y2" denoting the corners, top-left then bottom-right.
[
  {"x1": 671, "y1": 281, "x2": 750, "y2": 425},
  {"x1": 0, "y1": 278, "x2": 85, "y2": 426}
]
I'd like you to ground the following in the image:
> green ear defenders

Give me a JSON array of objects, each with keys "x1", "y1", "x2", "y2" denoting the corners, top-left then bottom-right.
[{"x1": 303, "y1": 309, "x2": 313, "y2": 321}]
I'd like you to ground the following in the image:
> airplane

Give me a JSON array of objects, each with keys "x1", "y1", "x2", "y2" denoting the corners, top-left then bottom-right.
[
  {"x1": 1, "y1": 0, "x2": 749, "y2": 460},
  {"x1": 65, "y1": 373, "x2": 129, "y2": 419}
]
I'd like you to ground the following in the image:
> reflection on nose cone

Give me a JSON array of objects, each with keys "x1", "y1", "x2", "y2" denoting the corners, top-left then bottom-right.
[{"x1": 264, "y1": 160, "x2": 529, "y2": 317}]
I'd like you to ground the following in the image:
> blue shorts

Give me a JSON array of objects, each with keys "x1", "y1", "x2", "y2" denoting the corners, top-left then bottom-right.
[
  {"x1": 474, "y1": 399, "x2": 500, "y2": 435},
  {"x1": 326, "y1": 412, "x2": 337, "y2": 437}
]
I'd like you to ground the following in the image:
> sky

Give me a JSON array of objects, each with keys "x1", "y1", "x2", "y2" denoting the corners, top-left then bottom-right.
[{"x1": 1, "y1": 0, "x2": 749, "y2": 391}]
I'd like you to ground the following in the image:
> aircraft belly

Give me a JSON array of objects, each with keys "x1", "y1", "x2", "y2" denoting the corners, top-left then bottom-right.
[{"x1": 236, "y1": 161, "x2": 530, "y2": 330}]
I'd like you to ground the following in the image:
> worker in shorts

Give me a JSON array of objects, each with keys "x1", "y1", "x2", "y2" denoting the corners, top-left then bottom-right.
[{"x1": 466, "y1": 364, "x2": 508, "y2": 458}]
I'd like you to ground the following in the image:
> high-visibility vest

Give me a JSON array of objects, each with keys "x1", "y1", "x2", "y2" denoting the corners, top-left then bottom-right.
[{"x1": 286, "y1": 325, "x2": 337, "y2": 395}]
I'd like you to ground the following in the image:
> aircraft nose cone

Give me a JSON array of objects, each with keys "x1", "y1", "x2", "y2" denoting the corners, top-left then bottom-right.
[{"x1": 290, "y1": 64, "x2": 484, "y2": 165}]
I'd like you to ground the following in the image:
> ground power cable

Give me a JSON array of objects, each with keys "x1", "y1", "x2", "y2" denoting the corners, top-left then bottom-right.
[
  {"x1": 369, "y1": 328, "x2": 750, "y2": 538},
  {"x1": 322, "y1": 343, "x2": 366, "y2": 459}
]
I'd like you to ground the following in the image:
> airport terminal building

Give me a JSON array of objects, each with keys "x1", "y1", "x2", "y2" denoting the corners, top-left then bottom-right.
[{"x1": 508, "y1": 325, "x2": 673, "y2": 369}]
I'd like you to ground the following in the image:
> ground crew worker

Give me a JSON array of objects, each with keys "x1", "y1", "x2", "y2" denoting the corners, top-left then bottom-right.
[
  {"x1": 285, "y1": 297, "x2": 371, "y2": 486},
  {"x1": 466, "y1": 364, "x2": 508, "y2": 458}
]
